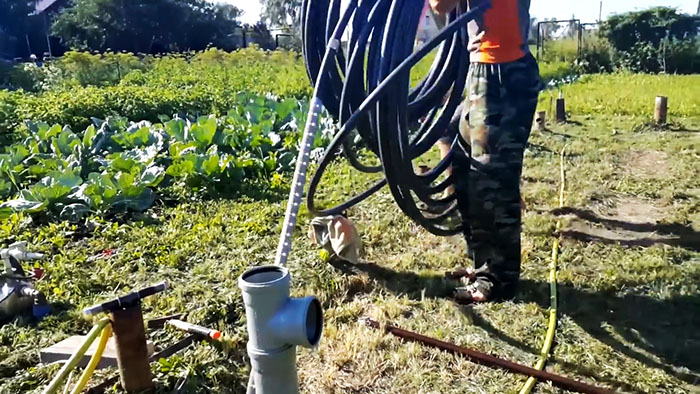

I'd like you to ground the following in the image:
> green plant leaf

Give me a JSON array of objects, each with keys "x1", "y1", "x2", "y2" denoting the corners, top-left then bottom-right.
[
  {"x1": 275, "y1": 97, "x2": 298, "y2": 121},
  {"x1": 0, "y1": 190, "x2": 47, "y2": 212},
  {"x1": 164, "y1": 118, "x2": 187, "y2": 142},
  {"x1": 59, "y1": 203, "x2": 90, "y2": 222},
  {"x1": 52, "y1": 170, "x2": 83, "y2": 189},
  {"x1": 113, "y1": 188, "x2": 155, "y2": 212},
  {"x1": 36, "y1": 123, "x2": 57, "y2": 140},
  {"x1": 83, "y1": 125, "x2": 97, "y2": 148},
  {"x1": 109, "y1": 154, "x2": 138, "y2": 173},
  {"x1": 51, "y1": 128, "x2": 81, "y2": 157},
  {"x1": 169, "y1": 141, "x2": 198, "y2": 158},
  {"x1": 0, "y1": 206, "x2": 11, "y2": 220},
  {"x1": 115, "y1": 172, "x2": 135, "y2": 191},
  {"x1": 191, "y1": 116, "x2": 217, "y2": 147},
  {"x1": 140, "y1": 166, "x2": 165, "y2": 187},
  {"x1": 202, "y1": 154, "x2": 220, "y2": 176}
]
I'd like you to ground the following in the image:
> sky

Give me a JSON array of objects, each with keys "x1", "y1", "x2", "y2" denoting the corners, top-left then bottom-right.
[{"x1": 223, "y1": 0, "x2": 698, "y2": 26}]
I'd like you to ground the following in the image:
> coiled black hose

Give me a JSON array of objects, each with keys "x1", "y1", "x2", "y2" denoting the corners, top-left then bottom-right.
[{"x1": 302, "y1": 0, "x2": 489, "y2": 236}]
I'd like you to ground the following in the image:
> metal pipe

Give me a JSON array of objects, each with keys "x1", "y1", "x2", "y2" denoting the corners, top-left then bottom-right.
[{"x1": 361, "y1": 318, "x2": 616, "y2": 394}]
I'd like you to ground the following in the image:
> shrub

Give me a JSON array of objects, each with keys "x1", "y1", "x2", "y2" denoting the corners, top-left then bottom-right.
[
  {"x1": 602, "y1": 7, "x2": 699, "y2": 74},
  {"x1": 542, "y1": 38, "x2": 580, "y2": 63},
  {"x1": 539, "y1": 61, "x2": 575, "y2": 84},
  {"x1": 576, "y1": 33, "x2": 613, "y2": 73},
  {"x1": 0, "y1": 48, "x2": 313, "y2": 143},
  {"x1": 59, "y1": 51, "x2": 149, "y2": 87}
]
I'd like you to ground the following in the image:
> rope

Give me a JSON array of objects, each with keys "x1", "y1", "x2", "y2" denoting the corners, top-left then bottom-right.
[{"x1": 518, "y1": 146, "x2": 566, "y2": 394}]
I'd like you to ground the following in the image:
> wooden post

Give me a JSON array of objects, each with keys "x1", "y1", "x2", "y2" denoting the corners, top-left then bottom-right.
[
  {"x1": 555, "y1": 95, "x2": 566, "y2": 123},
  {"x1": 110, "y1": 303, "x2": 154, "y2": 392},
  {"x1": 655, "y1": 96, "x2": 668, "y2": 125},
  {"x1": 535, "y1": 111, "x2": 546, "y2": 130}
]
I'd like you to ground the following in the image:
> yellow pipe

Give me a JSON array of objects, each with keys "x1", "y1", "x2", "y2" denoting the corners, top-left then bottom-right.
[
  {"x1": 42, "y1": 317, "x2": 110, "y2": 394},
  {"x1": 518, "y1": 146, "x2": 566, "y2": 394},
  {"x1": 69, "y1": 322, "x2": 112, "y2": 394}
]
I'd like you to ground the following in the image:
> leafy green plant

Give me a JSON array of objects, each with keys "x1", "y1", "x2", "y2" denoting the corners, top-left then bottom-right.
[{"x1": 0, "y1": 92, "x2": 333, "y2": 222}]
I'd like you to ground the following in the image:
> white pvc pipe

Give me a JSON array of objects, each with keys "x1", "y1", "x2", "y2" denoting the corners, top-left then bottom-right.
[{"x1": 239, "y1": 266, "x2": 323, "y2": 394}]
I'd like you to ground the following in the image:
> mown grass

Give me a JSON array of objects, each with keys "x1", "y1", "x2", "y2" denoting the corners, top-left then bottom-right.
[
  {"x1": 1, "y1": 76, "x2": 699, "y2": 393},
  {"x1": 538, "y1": 73, "x2": 700, "y2": 118}
]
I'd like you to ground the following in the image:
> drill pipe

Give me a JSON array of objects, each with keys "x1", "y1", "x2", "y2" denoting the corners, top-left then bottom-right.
[{"x1": 362, "y1": 318, "x2": 616, "y2": 394}]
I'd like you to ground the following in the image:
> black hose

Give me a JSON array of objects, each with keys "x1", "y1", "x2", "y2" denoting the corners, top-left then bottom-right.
[{"x1": 302, "y1": 0, "x2": 490, "y2": 236}]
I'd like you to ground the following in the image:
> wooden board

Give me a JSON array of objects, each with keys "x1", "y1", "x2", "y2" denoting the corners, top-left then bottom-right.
[{"x1": 40, "y1": 335, "x2": 155, "y2": 369}]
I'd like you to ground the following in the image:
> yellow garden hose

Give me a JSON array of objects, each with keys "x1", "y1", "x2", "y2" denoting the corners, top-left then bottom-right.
[
  {"x1": 42, "y1": 318, "x2": 110, "y2": 394},
  {"x1": 69, "y1": 322, "x2": 112, "y2": 394},
  {"x1": 518, "y1": 147, "x2": 566, "y2": 394}
]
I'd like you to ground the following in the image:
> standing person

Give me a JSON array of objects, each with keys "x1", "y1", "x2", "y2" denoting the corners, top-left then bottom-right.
[{"x1": 429, "y1": 0, "x2": 543, "y2": 302}]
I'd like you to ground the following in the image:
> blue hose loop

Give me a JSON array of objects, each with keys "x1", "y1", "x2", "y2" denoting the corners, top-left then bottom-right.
[{"x1": 302, "y1": 0, "x2": 491, "y2": 236}]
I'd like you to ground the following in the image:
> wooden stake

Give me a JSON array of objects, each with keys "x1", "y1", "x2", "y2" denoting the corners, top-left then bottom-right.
[
  {"x1": 535, "y1": 111, "x2": 546, "y2": 130},
  {"x1": 110, "y1": 304, "x2": 154, "y2": 393},
  {"x1": 555, "y1": 98, "x2": 566, "y2": 123},
  {"x1": 655, "y1": 96, "x2": 668, "y2": 125}
]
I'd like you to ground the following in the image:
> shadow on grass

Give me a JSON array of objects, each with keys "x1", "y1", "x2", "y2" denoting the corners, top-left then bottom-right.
[
  {"x1": 518, "y1": 280, "x2": 700, "y2": 386},
  {"x1": 537, "y1": 128, "x2": 574, "y2": 139},
  {"x1": 525, "y1": 143, "x2": 554, "y2": 155},
  {"x1": 631, "y1": 121, "x2": 700, "y2": 133},
  {"x1": 329, "y1": 259, "x2": 700, "y2": 388},
  {"x1": 553, "y1": 207, "x2": 700, "y2": 252}
]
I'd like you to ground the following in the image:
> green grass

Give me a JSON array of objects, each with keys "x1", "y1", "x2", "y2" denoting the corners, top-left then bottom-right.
[
  {"x1": 1, "y1": 77, "x2": 699, "y2": 393},
  {"x1": 538, "y1": 73, "x2": 700, "y2": 118}
]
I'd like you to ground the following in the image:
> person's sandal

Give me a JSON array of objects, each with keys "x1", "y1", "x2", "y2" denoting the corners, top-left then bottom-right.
[
  {"x1": 454, "y1": 278, "x2": 493, "y2": 304},
  {"x1": 445, "y1": 266, "x2": 477, "y2": 280}
]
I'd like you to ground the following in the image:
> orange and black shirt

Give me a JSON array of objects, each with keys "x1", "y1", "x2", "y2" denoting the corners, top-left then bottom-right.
[
  {"x1": 467, "y1": 0, "x2": 531, "y2": 63},
  {"x1": 431, "y1": 0, "x2": 532, "y2": 63}
]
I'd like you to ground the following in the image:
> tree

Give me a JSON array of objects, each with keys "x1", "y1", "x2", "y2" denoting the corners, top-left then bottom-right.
[
  {"x1": 602, "y1": 7, "x2": 699, "y2": 73},
  {"x1": 262, "y1": 0, "x2": 301, "y2": 30},
  {"x1": 262, "y1": 0, "x2": 301, "y2": 28},
  {"x1": 604, "y1": 7, "x2": 698, "y2": 52},
  {"x1": 261, "y1": 0, "x2": 302, "y2": 50},
  {"x1": 0, "y1": 0, "x2": 35, "y2": 37},
  {"x1": 51, "y1": 0, "x2": 242, "y2": 53},
  {"x1": 245, "y1": 21, "x2": 275, "y2": 50},
  {"x1": 215, "y1": 3, "x2": 242, "y2": 22}
]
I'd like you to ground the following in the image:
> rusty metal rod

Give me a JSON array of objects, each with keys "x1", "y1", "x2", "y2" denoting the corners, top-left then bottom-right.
[
  {"x1": 362, "y1": 318, "x2": 616, "y2": 394},
  {"x1": 147, "y1": 313, "x2": 185, "y2": 329}
]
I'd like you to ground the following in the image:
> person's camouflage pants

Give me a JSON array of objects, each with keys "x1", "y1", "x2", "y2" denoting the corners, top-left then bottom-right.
[{"x1": 451, "y1": 53, "x2": 543, "y2": 299}]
